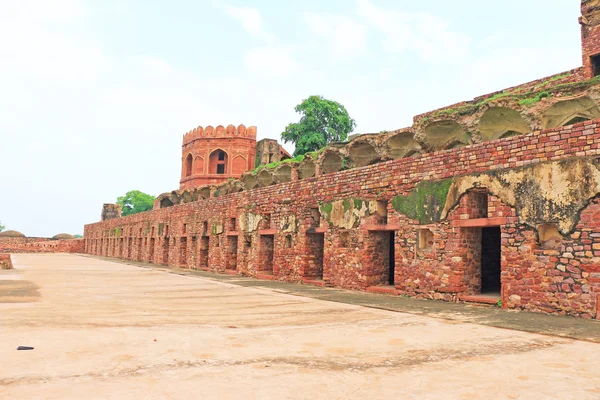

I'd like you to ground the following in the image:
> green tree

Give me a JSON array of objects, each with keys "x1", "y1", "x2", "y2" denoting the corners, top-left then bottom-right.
[
  {"x1": 73, "y1": 234, "x2": 83, "y2": 239},
  {"x1": 281, "y1": 95, "x2": 356, "y2": 156},
  {"x1": 0, "y1": 221, "x2": 4, "y2": 232},
  {"x1": 117, "y1": 190, "x2": 156, "y2": 217}
]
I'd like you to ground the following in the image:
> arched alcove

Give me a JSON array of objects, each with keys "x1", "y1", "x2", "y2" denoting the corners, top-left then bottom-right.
[
  {"x1": 231, "y1": 155, "x2": 247, "y2": 175},
  {"x1": 274, "y1": 164, "x2": 292, "y2": 183},
  {"x1": 386, "y1": 131, "x2": 421, "y2": 159},
  {"x1": 423, "y1": 120, "x2": 469, "y2": 150},
  {"x1": 298, "y1": 158, "x2": 316, "y2": 179},
  {"x1": 320, "y1": 151, "x2": 344, "y2": 174},
  {"x1": 209, "y1": 149, "x2": 228, "y2": 175},
  {"x1": 194, "y1": 156, "x2": 204, "y2": 175},
  {"x1": 541, "y1": 97, "x2": 600, "y2": 129},
  {"x1": 160, "y1": 198, "x2": 174, "y2": 208},
  {"x1": 348, "y1": 142, "x2": 380, "y2": 167},
  {"x1": 184, "y1": 153, "x2": 193, "y2": 177},
  {"x1": 479, "y1": 107, "x2": 530, "y2": 142}
]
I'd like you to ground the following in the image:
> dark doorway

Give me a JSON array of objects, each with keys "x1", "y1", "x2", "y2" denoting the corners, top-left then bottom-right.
[
  {"x1": 481, "y1": 227, "x2": 501, "y2": 293},
  {"x1": 179, "y1": 237, "x2": 187, "y2": 266},
  {"x1": 592, "y1": 53, "x2": 600, "y2": 77},
  {"x1": 260, "y1": 235, "x2": 275, "y2": 274},
  {"x1": 199, "y1": 236, "x2": 209, "y2": 269},
  {"x1": 149, "y1": 238, "x2": 155, "y2": 263},
  {"x1": 388, "y1": 231, "x2": 396, "y2": 285},
  {"x1": 162, "y1": 238, "x2": 169, "y2": 265},
  {"x1": 138, "y1": 238, "x2": 143, "y2": 261},
  {"x1": 306, "y1": 233, "x2": 325, "y2": 279},
  {"x1": 227, "y1": 236, "x2": 238, "y2": 270}
]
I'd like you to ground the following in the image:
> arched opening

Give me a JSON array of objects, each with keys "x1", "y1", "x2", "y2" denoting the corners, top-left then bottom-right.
[
  {"x1": 564, "y1": 116, "x2": 589, "y2": 126},
  {"x1": 348, "y1": 142, "x2": 379, "y2": 168},
  {"x1": 231, "y1": 155, "x2": 247, "y2": 175},
  {"x1": 423, "y1": 120, "x2": 469, "y2": 151},
  {"x1": 541, "y1": 97, "x2": 600, "y2": 129},
  {"x1": 386, "y1": 131, "x2": 421, "y2": 159},
  {"x1": 184, "y1": 154, "x2": 193, "y2": 177},
  {"x1": 479, "y1": 107, "x2": 530, "y2": 142},
  {"x1": 160, "y1": 198, "x2": 174, "y2": 208},
  {"x1": 320, "y1": 151, "x2": 344, "y2": 174},
  {"x1": 298, "y1": 158, "x2": 315, "y2": 179},
  {"x1": 209, "y1": 149, "x2": 228, "y2": 175},
  {"x1": 194, "y1": 156, "x2": 205, "y2": 175}
]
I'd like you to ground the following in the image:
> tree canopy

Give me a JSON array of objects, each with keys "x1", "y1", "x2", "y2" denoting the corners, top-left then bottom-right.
[
  {"x1": 281, "y1": 95, "x2": 356, "y2": 156},
  {"x1": 117, "y1": 190, "x2": 156, "y2": 216},
  {"x1": 0, "y1": 221, "x2": 4, "y2": 232}
]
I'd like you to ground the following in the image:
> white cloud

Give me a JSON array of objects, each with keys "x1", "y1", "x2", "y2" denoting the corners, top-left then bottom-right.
[
  {"x1": 244, "y1": 46, "x2": 300, "y2": 77},
  {"x1": 304, "y1": 12, "x2": 367, "y2": 61},
  {"x1": 356, "y1": 0, "x2": 470, "y2": 62},
  {"x1": 223, "y1": 5, "x2": 273, "y2": 42}
]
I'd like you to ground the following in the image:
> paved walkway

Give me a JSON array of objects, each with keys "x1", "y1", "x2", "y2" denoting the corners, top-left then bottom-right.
[{"x1": 1, "y1": 254, "x2": 599, "y2": 399}]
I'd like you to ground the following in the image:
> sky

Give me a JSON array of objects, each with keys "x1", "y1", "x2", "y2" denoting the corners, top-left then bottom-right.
[{"x1": 0, "y1": 0, "x2": 582, "y2": 237}]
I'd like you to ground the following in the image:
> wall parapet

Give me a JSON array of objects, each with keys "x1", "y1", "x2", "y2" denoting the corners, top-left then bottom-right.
[{"x1": 182, "y1": 124, "x2": 257, "y2": 147}]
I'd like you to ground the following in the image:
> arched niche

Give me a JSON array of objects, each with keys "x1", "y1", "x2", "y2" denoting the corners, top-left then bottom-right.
[
  {"x1": 347, "y1": 142, "x2": 380, "y2": 167},
  {"x1": 231, "y1": 155, "x2": 247, "y2": 175},
  {"x1": 298, "y1": 158, "x2": 316, "y2": 179},
  {"x1": 227, "y1": 180, "x2": 245, "y2": 193},
  {"x1": 194, "y1": 156, "x2": 205, "y2": 175},
  {"x1": 184, "y1": 153, "x2": 193, "y2": 177},
  {"x1": 274, "y1": 164, "x2": 292, "y2": 183},
  {"x1": 320, "y1": 151, "x2": 344, "y2": 174},
  {"x1": 423, "y1": 120, "x2": 470, "y2": 150},
  {"x1": 181, "y1": 190, "x2": 193, "y2": 204},
  {"x1": 542, "y1": 97, "x2": 600, "y2": 129},
  {"x1": 479, "y1": 107, "x2": 530, "y2": 141},
  {"x1": 209, "y1": 149, "x2": 228, "y2": 175},
  {"x1": 386, "y1": 131, "x2": 421, "y2": 159},
  {"x1": 160, "y1": 198, "x2": 174, "y2": 208},
  {"x1": 241, "y1": 174, "x2": 258, "y2": 190},
  {"x1": 258, "y1": 169, "x2": 275, "y2": 186}
]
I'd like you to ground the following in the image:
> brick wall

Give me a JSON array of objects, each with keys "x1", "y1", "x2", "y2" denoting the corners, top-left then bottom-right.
[
  {"x1": 84, "y1": 120, "x2": 600, "y2": 319},
  {"x1": 0, "y1": 237, "x2": 85, "y2": 253},
  {"x1": 0, "y1": 254, "x2": 12, "y2": 269}
]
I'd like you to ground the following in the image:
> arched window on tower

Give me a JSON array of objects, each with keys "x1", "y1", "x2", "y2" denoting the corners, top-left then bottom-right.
[
  {"x1": 209, "y1": 149, "x2": 228, "y2": 174},
  {"x1": 184, "y1": 154, "x2": 193, "y2": 177}
]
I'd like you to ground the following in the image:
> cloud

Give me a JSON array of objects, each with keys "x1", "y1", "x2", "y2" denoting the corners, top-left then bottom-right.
[
  {"x1": 223, "y1": 5, "x2": 273, "y2": 42},
  {"x1": 304, "y1": 12, "x2": 367, "y2": 61},
  {"x1": 355, "y1": 0, "x2": 470, "y2": 62},
  {"x1": 244, "y1": 46, "x2": 300, "y2": 77}
]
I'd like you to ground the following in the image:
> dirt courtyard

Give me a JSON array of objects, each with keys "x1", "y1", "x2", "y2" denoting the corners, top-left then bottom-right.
[{"x1": 1, "y1": 254, "x2": 599, "y2": 399}]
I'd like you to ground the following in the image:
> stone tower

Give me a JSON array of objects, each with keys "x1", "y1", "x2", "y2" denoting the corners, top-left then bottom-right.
[
  {"x1": 179, "y1": 124, "x2": 257, "y2": 190},
  {"x1": 581, "y1": 0, "x2": 600, "y2": 78}
]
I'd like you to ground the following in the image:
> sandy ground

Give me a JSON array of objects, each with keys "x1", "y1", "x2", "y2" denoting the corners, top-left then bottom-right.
[{"x1": 1, "y1": 254, "x2": 599, "y2": 400}]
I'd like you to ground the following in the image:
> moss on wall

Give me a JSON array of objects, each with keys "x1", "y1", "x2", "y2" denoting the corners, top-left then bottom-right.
[{"x1": 392, "y1": 179, "x2": 453, "y2": 224}]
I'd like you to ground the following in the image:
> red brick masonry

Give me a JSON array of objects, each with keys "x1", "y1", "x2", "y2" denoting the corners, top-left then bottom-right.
[
  {"x1": 0, "y1": 254, "x2": 12, "y2": 269},
  {"x1": 85, "y1": 120, "x2": 600, "y2": 319},
  {"x1": 0, "y1": 238, "x2": 84, "y2": 254}
]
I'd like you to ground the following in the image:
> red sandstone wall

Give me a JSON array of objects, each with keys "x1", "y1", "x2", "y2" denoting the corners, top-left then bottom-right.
[
  {"x1": 0, "y1": 238, "x2": 85, "y2": 253},
  {"x1": 84, "y1": 120, "x2": 600, "y2": 319}
]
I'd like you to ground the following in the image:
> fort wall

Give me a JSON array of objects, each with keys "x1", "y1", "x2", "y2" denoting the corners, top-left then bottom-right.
[
  {"x1": 85, "y1": 120, "x2": 600, "y2": 319},
  {"x1": 0, "y1": 237, "x2": 85, "y2": 254}
]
